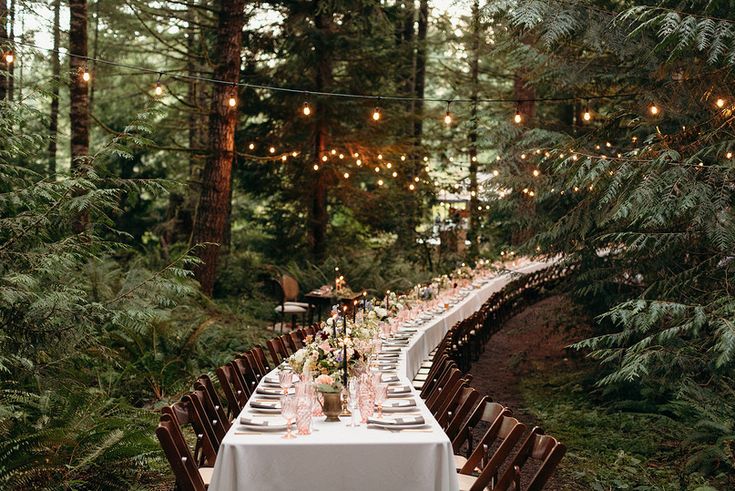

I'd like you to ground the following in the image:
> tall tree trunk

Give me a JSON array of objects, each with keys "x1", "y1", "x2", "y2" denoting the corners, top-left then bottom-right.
[
  {"x1": 467, "y1": 0, "x2": 480, "y2": 259},
  {"x1": 69, "y1": 0, "x2": 90, "y2": 231},
  {"x1": 308, "y1": 1, "x2": 333, "y2": 261},
  {"x1": 6, "y1": 0, "x2": 13, "y2": 101},
  {"x1": 512, "y1": 72, "x2": 535, "y2": 245},
  {"x1": 48, "y1": 0, "x2": 61, "y2": 175},
  {"x1": 0, "y1": 0, "x2": 8, "y2": 102},
  {"x1": 88, "y1": 0, "x2": 100, "y2": 109},
  {"x1": 191, "y1": 0, "x2": 244, "y2": 296}
]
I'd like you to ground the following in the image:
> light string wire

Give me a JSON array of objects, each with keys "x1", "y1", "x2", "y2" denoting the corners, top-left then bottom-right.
[{"x1": 9, "y1": 39, "x2": 641, "y2": 105}]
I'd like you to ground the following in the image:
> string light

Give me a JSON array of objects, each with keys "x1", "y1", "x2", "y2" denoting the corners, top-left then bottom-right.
[
  {"x1": 281, "y1": 155, "x2": 288, "y2": 162},
  {"x1": 513, "y1": 107, "x2": 522, "y2": 124},
  {"x1": 343, "y1": 172, "x2": 350, "y2": 179},
  {"x1": 716, "y1": 98, "x2": 726, "y2": 108},
  {"x1": 313, "y1": 164, "x2": 319, "y2": 171},
  {"x1": 386, "y1": 162, "x2": 392, "y2": 169},
  {"x1": 81, "y1": 68, "x2": 91, "y2": 82},
  {"x1": 302, "y1": 102, "x2": 312, "y2": 116},
  {"x1": 322, "y1": 155, "x2": 328, "y2": 162},
  {"x1": 377, "y1": 179, "x2": 384, "y2": 186},
  {"x1": 331, "y1": 149, "x2": 337, "y2": 155},
  {"x1": 292, "y1": 151, "x2": 298, "y2": 157},
  {"x1": 409, "y1": 183, "x2": 415, "y2": 191},
  {"x1": 582, "y1": 101, "x2": 591, "y2": 122},
  {"x1": 4, "y1": 52, "x2": 13, "y2": 64},
  {"x1": 228, "y1": 95, "x2": 237, "y2": 107},
  {"x1": 372, "y1": 107, "x2": 382, "y2": 121},
  {"x1": 356, "y1": 159, "x2": 362, "y2": 166},
  {"x1": 444, "y1": 101, "x2": 453, "y2": 126},
  {"x1": 414, "y1": 176, "x2": 420, "y2": 182},
  {"x1": 649, "y1": 103, "x2": 659, "y2": 116},
  {"x1": 392, "y1": 171, "x2": 398, "y2": 177},
  {"x1": 532, "y1": 169, "x2": 540, "y2": 177},
  {"x1": 154, "y1": 82, "x2": 163, "y2": 96},
  {"x1": 374, "y1": 167, "x2": 380, "y2": 173},
  {"x1": 248, "y1": 143, "x2": 255, "y2": 150},
  {"x1": 727, "y1": 152, "x2": 732, "y2": 159},
  {"x1": 269, "y1": 146, "x2": 276, "y2": 154},
  {"x1": 401, "y1": 155, "x2": 406, "y2": 161}
]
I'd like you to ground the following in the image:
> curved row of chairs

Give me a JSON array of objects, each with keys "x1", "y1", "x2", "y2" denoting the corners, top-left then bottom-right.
[
  {"x1": 155, "y1": 263, "x2": 573, "y2": 490},
  {"x1": 412, "y1": 263, "x2": 575, "y2": 490}
]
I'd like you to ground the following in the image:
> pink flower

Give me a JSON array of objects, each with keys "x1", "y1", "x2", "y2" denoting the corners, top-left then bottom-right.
[
  {"x1": 318, "y1": 341, "x2": 332, "y2": 353},
  {"x1": 315, "y1": 374, "x2": 334, "y2": 385}
]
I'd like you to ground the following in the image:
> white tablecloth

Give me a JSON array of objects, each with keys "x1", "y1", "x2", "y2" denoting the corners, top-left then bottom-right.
[
  {"x1": 209, "y1": 260, "x2": 549, "y2": 491},
  {"x1": 401, "y1": 260, "x2": 550, "y2": 380}
]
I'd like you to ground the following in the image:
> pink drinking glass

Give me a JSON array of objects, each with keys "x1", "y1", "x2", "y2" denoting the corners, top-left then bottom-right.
[
  {"x1": 295, "y1": 395, "x2": 313, "y2": 435},
  {"x1": 358, "y1": 386, "x2": 375, "y2": 423},
  {"x1": 279, "y1": 369, "x2": 293, "y2": 395},
  {"x1": 281, "y1": 395, "x2": 297, "y2": 439},
  {"x1": 374, "y1": 383, "x2": 388, "y2": 417}
]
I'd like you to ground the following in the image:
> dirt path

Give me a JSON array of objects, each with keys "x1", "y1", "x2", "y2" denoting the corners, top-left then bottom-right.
[{"x1": 466, "y1": 294, "x2": 591, "y2": 489}]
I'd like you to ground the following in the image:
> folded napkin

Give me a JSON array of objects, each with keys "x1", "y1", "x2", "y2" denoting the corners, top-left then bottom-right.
[
  {"x1": 388, "y1": 385, "x2": 411, "y2": 394},
  {"x1": 239, "y1": 416, "x2": 284, "y2": 427},
  {"x1": 381, "y1": 375, "x2": 400, "y2": 383},
  {"x1": 377, "y1": 353, "x2": 400, "y2": 358},
  {"x1": 366, "y1": 415, "x2": 425, "y2": 426},
  {"x1": 383, "y1": 398, "x2": 416, "y2": 408},
  {"x1": 250, "y1": 401, "x2": 280, "y2": 410},
  {"x1": 256, "y1": 387, "x2": 293, "y2": 396}
]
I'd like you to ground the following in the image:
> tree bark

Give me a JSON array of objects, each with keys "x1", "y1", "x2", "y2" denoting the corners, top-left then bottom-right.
[
  {"x1": 191, "y1": 0, "x2": 244, "y2": 296},
  {"x1": 0, "y1": 0, "x2": 8, "y2": 102},
  {"x1": 69, "y1": 0, "x2": 90, "y2": 231},
  {"x1": 467, "y1": 0, "x2": 480, "y2": 259},
  {"x1": 308, "y1": 0, "x2": 333, "y2": 261},
  {"x1": 413, "y1": 0, "x2": 428, "y2": 146},
  {"x1": 6, "y1": 0, "x2": 13, "y2": 101},
  {"x1": 48, "y1": 0, "x2": 61, "y2": 175},
  {"x1": 88, "y1": 0, "x2": 100, "y2": 109}
]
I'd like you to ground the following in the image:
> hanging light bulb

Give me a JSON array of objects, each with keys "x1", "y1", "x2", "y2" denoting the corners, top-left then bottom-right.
[
  {"x1": 154, "y1": 82, "x2": 163, "y2": 96},
  {"x1": 582, "y1": 102, "x2": 591, "y2": 122},
  {"x1": 343, "y1": 172, "x2": 350, "y2": 179},
  {"x1": 414, "y1": 176, "x2": 420, "y2": 182},
  {"x1": 513, "y1": 108, "x2": 522, "y2": 124},
  {"x1": 716, "y1": 98, "x2": 726, "y2": 108},
  {"x1": 292, "y1": 151, "x2": 298, "y2": 157},
  {"x1": 386, "y1": 162, "x2": 392, "y2": 169},
  {"x1": 372, "y1": 107, "x2": 382, "y2": 121},
  {"x1": 392, "y1": 171, "x2": 398, "y2": 177},
  {"x1": 444, "y1": 111, "x2": 452, "y2": 125},
  {"x1": 228, "y1": 95, "x2": 237, "y2": 107},
  {"x1": 4, "y1": 52, "x2": 14, "y2": 64},
  {"x1": 401, "y1": 155, "x2": 406, "y2": 161},
  {"x1": 81, "y1": 69, "x2": 91, "y2": 82},
  {"x1": 356, "y1": 159, "x2": 362, "y2": 166},
  {"x1": 649, "y1": 103, "x2": 659, "y2": 115},
  {"x1": 302, "y1": 102, "x2": 312, "y2": 116},
  {"x1": 269, "y1": 146, "x2": 276, "y2": 154},
  {"x1": 377, "y1": 179, "x2": 384, "y2": 186},
  {"x1": 322, "y1": 155, "x2": 328, "y2": 162},
  {"x1": 248, "y1": 143, "x2": 255, "y2": 150},
  {"x1": 313, "y1": 164, "x2": 319, "y2": 171},
  {"x1": 409, "y1": 183, "x2": 415, "y2": 191}
]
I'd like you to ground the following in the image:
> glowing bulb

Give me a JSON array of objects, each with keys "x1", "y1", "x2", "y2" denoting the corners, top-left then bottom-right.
[
  {"x1": 444, "y1": 112, "x2": 452, "y2": 125},
  {"x1": 154, "y1": 83, "x2": 163, "y2": 96},
  {"x1": 392, "y1": 171, "x2": 397, "y2": 177},
  {"x1": 228, "y1": 96, "x2": 236, "y2": 107},
  {"x1": 4, "y1": 52, "x2": 13, "y2": 64},
  {"x1": 339, "y1": 153, "x2": 344, "y2": 159},
  {"x1": 727, "y1": 152, "x2": 733, "y2": 159},
  {"x1": 377, "y1": 179, "x2": 384, "y2": 186},
  {"x1": 520, "y1": 153, "x2": 526, "y2": 159},
  {"x1": 331, "y1": 149, "x2": 337, "y2": 155},
  {"x1": 356, "y1": 159, "x2": 362, "y2": 166},
  {"x1": 248, "y1": 143, "x2": 255, "y2": 150},
  {"x1": 322, "y1": 155, "x2": 328, "y2": 162},
  {"x1": 313, "y1": 164, "x2": 319, "y2": 171},
  {"x1": 269, "y1": 146, "x2": 276, "y2": 154},
  {"x1": 374, "y1": 167, "x2": 380, "y2": 173},
  {"x1": 401, "y1": 155, "x2": 406, "y2": 161},
  {"x1": 414, "y1": 176, "x2": 420, "y2": 182},
  {"x1": 528, "y1": 191, "x2": 535, "y2": 197},
  {"x1": 513, "y1": 110, "x2": 522, "y2": 124},
  {"x1": 583, "y1": 109, "x2": 591, "y2": 121},
  {"x1": 409, "y1": 183, "x2": 415, "y2": 190},
  {"x1": 353, "y1": 153, "x2": 359, "y2": 158},
  {"x1": 378, "y1": 154, "x2": 383, "y2": 160},
  {"x1": 292, "y1": 151, "x2": 298, "y2": 157},
  {"x1": 281, "y1": 155, "x2": 287, "y2": 162},
  {"x1": 716, "y1": 98, "x2": 726, "y2": 108},
  {"x1": 372, "y1": 107, "x2": 381, "y2": 121},
  {"x1": 492, "y1": 170, "x2": 499, "y2": 176},
  {"x1": 605, "y1": 142, "x2": 611, "y2": 148},
  {"x1": 344, "y1": 172, "x2": 350, "y2": 179},
  {"x1": 649, "y1": 104, "x2": 659, "y2": 115},
  {"x1": 386, "y1": 162, "x2": 392, "y2": 169},
  {"x1": 532, "y1": 169, "x2": 540, "y2": 177},
  {"x1": 423, "y1": 156, "x2": 429, "y2": 162},
  {"x1": 471, "y1": 156, "x2": 477, "y2": 162},
  {"x1": 82, "y1": 71, "x2": 91, "y2": 82}
]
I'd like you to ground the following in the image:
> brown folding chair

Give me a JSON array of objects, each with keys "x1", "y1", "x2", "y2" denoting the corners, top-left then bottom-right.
[
  {"x1": 242, "y1": 351, "x2": 265, "y2": 382},
  {"x1": 420, "y1": 356, "x2": 455, "y2": 399},
  {"x1": 452, "y1": 400, "x2": 511, "y2": 459},
  {"x1": 161, "y1": 398, "x2": 218, "y2": 468},
  {"x1": 431, "y1": 376, "x2": 469, "y2": 420},
  {"x1": 437, "y1": 385, "x2": 481, "y2": 429},
  {"x1": 156, "y1": 414, "x2": 210, "y2": 491},
  {"x1": 495, "y1": 427, "x2": 566, "y2": 491},
  {"x1": 289, "y1": 330, "x2": 304, "y2": 350},
  {"x1": 230, "y1": 357, "x2": 258, "y2": 398},
  {"x1": 252, "y1": 346, "x2": 272, "y2": 372},
  {"x1": 266, "y1": 338, "x2": 287, "y2": 367},
  {"x1": 426, "y1": 367, "x2": 462, "y2": 413},
  {"x1": 281, "y1": 333, "x2": 297, "y2": 355},
  {"x1": 457, "y1": 415, "x2": 527, "y2": 491},
  {"x1": 190, "y1": 382, "x2": 230, "y2": 444},
  {"x1": 215, "y1": 364, "x2": 248, "y2": 420}
]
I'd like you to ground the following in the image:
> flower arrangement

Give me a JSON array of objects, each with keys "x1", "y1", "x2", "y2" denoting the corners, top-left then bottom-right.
[{"x1": 287, "y1": 316, "x2": 380, "y2": 392}]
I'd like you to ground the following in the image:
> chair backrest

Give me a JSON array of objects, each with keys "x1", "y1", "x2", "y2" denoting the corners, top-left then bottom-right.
[
  {"x1": 161, "y1": 398, "x2": 217, "y2": 468},
  {"x1": 194, "y1": 375, "x2": 230, "y2": 438},
  {"x1": 289, "y1": 330, "x2": 304, "y2": 350},
  {"x1": 460, "y1": 415, "x2": 527, "y2": 491},
  {"x1": 216, "y1": 364, "x2": 248, "y2": 419},
  {"x1": 189, "y1": 385, "x2": 230, "y2": 444},
  {"x1": 241, "y1": 351, "x2": 264, "y2": 382},
  {"x1": 426, "y1": 367, "x2": 462, "y2": 412},
  {"x1": 251, "y1": 346, "x2": 272, "y2": 372},
  {"x1": 496, "y1": 427, "x2": 566, "y2": 491},
  {"x1": 230, "y1": 357, "x2": 257, "y2": 398},
  {"x1": 281, "y1": 333, "x2": 298, "y2": 354},
  {"x1": 156, "y1": 414, "x2": 207, "y2": 491},
  {"x1": 266, "y1": 338, "x2": 289, "y2": 366},
  {"x1": 437, "y1": 385, "x2": 479, "y2": 429},
  {"x1": 280, "y1": 274, "x2": 300, "y2": 301},
  {"x1": 419, "y1": 355, "x2": 454, "y2": 398},
  {"x1": 432, "y1": 377, "x2": 469, "y2": 421}
]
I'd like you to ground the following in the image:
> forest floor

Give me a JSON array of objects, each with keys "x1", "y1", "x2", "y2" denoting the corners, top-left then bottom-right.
[{"x1": 468, "y1": 294, "x2": 710, "y2": 491}]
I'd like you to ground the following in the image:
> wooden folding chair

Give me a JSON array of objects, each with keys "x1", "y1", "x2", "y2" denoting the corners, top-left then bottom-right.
[
  {"x1": 437, "y1": 385, "x2": 480, "y2": 429},
  {"x1": 215, "y1": 364, "x2": 248, "y2": 420},
  {"x1": 282, "y1": 333, "x2": 298, "y2": 354},
  {"x1": 156, "y1": 414, "x2": 210, "y2": 491},
  {"x1": 495, "y1": 427, "x2": 566, "y2": 491},
  {"x1": 161, "y1": 397, "x2": 218, "y2": 469},
  {"x1": 230, "y1": 357, "x2": 258, "y2": 398},
  {"x1": 457, "y1": 415, "x2": 527, "y2": 491},
  {"x1": 452, "y1": 399, "x2": 510, "y2": 458},
  {"x1": 190, "y1": 382, "x2": 230, "y2": 444},
  {"x1": 425, "y1": 367, "x2": 462, "y2": 412},
  {"x1": 251, "y1": 346, "x2": 271, "y2": 372}
]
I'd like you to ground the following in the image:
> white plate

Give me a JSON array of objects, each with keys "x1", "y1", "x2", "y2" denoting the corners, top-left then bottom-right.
[
  {"x1": 238, "y1": 422, "x2": 287, "y2": 432},
  {"x1": 368, "y1": 423, "x2": 431, "y2": 430}
]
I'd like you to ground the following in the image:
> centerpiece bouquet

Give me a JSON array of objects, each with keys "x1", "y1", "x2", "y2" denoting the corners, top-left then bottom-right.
[{"x1": 287, "y1": 314, "x2": 381, "y2": 393}]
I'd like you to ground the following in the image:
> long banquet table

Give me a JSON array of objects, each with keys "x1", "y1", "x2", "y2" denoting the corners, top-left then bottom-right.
[{"x1": 209, "y1": 260, "x2": 549, "y2": 491}]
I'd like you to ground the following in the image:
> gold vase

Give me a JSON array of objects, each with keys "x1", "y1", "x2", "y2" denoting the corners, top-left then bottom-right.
[{"x1": 319, "y1": 391, "x2": 342, "y2": 422}]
